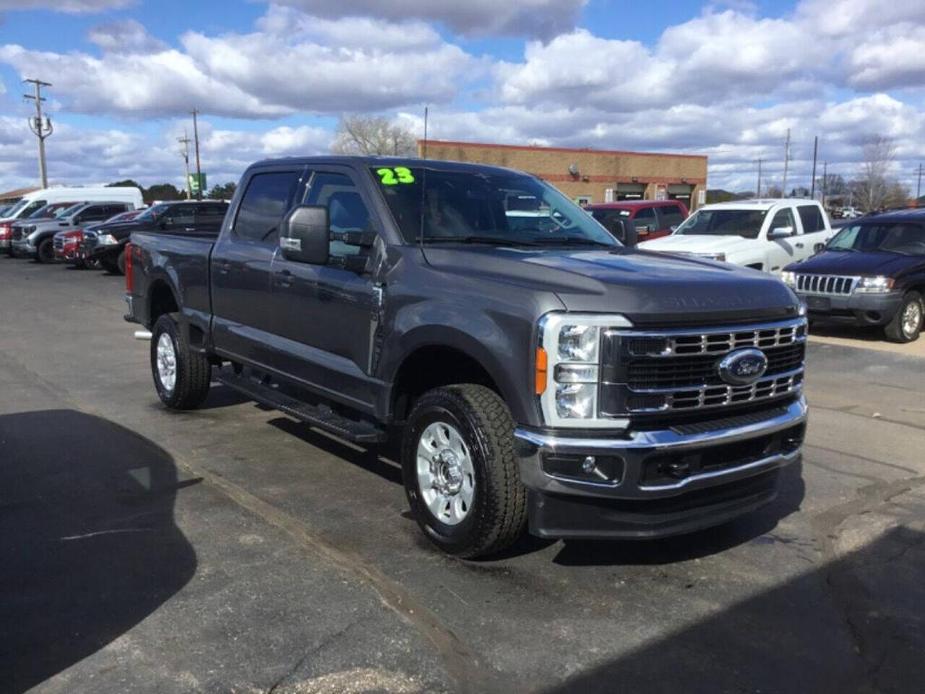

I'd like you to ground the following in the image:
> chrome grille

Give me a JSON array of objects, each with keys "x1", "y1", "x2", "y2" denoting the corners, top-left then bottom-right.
[
  {"x1": 53, "y1": 236, "x2": 64, "y2": 250},
  {"x1": 623, "y1": 321, "x2": 805, "y2": 357},
  {"x1": 602, "y1": 318, "x2": 807, "y2": 416},
  {"x1": 795, "y1": 274, "x2": 858, "y2": 295},
  {"x1": 625, "y1": 369, "x2": 803, "y2": 413}
]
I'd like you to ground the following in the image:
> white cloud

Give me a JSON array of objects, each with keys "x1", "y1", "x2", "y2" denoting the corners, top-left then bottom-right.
[
  {"x1": 0, "y1": 0, "x2": 132, "y2": 12},
  {"x1": 88, "y1": 19, "x2": 168, "y2": 54},
  {"x1": 0, "y1": 8, "x2": 478, "y2": 118},
  {"x1": 270, "y1": 0, "x2": 587, "y2": 39}
]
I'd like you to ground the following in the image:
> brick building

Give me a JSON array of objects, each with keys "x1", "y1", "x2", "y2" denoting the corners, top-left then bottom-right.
[{"x1": 418, "y1": 140, "x2": 708, "y2": 210}]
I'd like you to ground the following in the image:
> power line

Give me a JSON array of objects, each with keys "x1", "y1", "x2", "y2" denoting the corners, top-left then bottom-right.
[{"x1": 23, "y1": 78, "x2": 53, "y2": 189}]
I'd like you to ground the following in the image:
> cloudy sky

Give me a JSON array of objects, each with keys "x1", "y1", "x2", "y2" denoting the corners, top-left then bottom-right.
[{"x1": 0, "y1": 0, "x2": 923, "y2": 194}]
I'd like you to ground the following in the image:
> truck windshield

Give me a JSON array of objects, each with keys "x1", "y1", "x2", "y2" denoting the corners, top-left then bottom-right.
[
  {"x1": 371, "y1": 166, "x2": 617, "y2": 248},
  {"x1": 674, "y1": 209, "x2": 766, "y2": 239},
  {"x1": 4, "y1": 198, "x2": 46, "y2": 219},
  {"x1": 828, "y1": 223, "x2": 925, "y2": 255}
]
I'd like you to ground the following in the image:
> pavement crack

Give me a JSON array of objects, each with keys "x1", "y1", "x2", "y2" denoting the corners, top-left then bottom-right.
[{"x1": 172, "y1": 452, "x2": 498, "y2": 694}]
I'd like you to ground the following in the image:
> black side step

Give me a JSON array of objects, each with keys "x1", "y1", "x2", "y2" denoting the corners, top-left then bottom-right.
[{"x1": 216, "y1": 371, "x2": 386, "y2": 444}]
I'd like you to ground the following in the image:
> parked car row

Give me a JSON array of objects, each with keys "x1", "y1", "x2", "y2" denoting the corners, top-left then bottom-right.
[{"x1": 1, "y1": 190, "x2": 229, "y2": 275}]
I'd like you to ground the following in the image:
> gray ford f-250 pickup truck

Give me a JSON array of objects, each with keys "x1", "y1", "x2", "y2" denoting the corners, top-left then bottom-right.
[{"x1": 124, "y1": 156, "x2": 809, "y2": 558}]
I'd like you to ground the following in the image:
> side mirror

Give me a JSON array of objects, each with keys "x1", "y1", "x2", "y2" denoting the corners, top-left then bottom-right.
[
  {"x1": 607, "y1": 218, "x2": 638, "y2": 246},
  {"x1": 279, "y1": 205, "x2": 329, "y2": 264},
  {"x1": 160, "y1": 217, "x2": 173, "y2": 229},
  {"x1": 814, "y1": 242, "x2": 826, "y2": 254},
  {"x1": 768, "y1": 226, "x2": 794, "y2": 240},
  {"x1": 670, "y1": 225, "x2": 678, "y2": 232}
]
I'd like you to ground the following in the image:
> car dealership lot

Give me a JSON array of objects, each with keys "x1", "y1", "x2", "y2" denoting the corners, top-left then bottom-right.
[{"x1": 2, "y1": 260, "x2": 923, "y2": 693}]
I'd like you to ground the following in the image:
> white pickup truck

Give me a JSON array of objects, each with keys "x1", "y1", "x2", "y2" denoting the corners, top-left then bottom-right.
[{"x1": 638, "y1": 199, "x2": 834, "y2": 274}]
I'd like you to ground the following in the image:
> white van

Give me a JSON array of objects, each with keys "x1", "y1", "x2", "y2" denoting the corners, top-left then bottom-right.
[{"x1": 0, "y1": 186, "x2": 144, "y2": 222}]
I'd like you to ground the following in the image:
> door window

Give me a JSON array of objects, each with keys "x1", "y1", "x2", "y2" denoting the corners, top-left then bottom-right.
[
  {"x1": 797, "y1": 205, "x2": 825, "y2": 233},
  {"x1": 169, "y1": 207, "x2": 196, "y2": 226},
  {"x1": 195, "y1": 203, "x2": 228, "y2": 228},
  {"x1": 304, "y1": 172, "x2": 372, "y2": 258},
  {"x1": 234, "y1": 171, "x2": 301, "y2": 242},
  {"x1": 658, "y1": 205, "x2": 685, "y2": 228},
  {"x1": 633, "y1": 206, "x2": 656, "y2": 231},
  {"x1": 769, "y1": 208, "x2": 796, "y2": 235}
]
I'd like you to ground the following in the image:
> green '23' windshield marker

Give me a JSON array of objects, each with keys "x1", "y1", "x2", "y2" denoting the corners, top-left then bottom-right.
[{"x1": 377, "y1": 167, "x2": 416, "y2": 185}]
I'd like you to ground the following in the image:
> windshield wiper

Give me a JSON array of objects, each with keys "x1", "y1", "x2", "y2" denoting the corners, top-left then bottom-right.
[
  {"x1": 527, "y1": 236, "x2": 615, "y2": 247},
  {"x1": 424, "y1": 236, "x2": 539, "y2": 246}
]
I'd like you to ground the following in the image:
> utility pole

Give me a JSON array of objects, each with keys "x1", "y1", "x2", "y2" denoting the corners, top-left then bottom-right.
[
  {"x1": 191, "y1": 109, "x2": 202, "y2": 200},
  {"x1": 23, "y1": 79, "x2": 53, "y2": 189},
  {"x1": 821, "y1": 161, "x2": 828, "y2": 209},
  {"x1": 810, "y1": 135, "x2": 818, "y2": 199},
  {"x1": 916, "y1": 163, "x2": 923, "y2": 201},
  {"x1": 178, "y1": 131, "x2": 192, "y2": 199},
  {"x1": 781, "y1": 128, "x2": 791, "y2": 198},
  {"x1": 756, "y1": 158, "x2": 763, "y2": 198}
]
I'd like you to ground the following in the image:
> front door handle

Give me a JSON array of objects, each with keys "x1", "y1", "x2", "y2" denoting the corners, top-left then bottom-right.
[
  {"x1": 277, "y1": 269, "x2": 293, "y2": 288},
  {"x1": 218, "y1": 261, "x2": 230, "y2": 275},
  {"x1": 795, "y1": 242, "x2": 804, "y2": 249}
]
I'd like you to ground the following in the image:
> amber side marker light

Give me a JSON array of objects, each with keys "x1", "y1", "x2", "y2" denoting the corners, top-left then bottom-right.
[{"x1": 535, "y1": 347, "x2": 548, "y2": 395}]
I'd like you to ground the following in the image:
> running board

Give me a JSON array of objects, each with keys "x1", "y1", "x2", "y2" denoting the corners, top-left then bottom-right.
[{"x1": 216, "y1": 371, "x2": 386, "y2": 444}]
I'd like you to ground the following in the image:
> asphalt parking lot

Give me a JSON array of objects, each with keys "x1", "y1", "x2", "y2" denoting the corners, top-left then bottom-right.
[{"x1": 2, "y1": 259, "x2": 923, "y2": 694}]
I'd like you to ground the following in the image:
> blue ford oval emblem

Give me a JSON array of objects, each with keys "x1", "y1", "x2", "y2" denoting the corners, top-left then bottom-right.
[{"x1": 717, "y1": 348, "x2": 768, "y2": 386}]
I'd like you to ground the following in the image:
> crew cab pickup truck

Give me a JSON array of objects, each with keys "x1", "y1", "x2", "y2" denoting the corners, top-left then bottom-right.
[
  {"x1": 124, "y1": 157, "x2": 808, "y2": 558},
  {"x1": 782, "y1": 209, "x2": 925, "y2": 342},
  {"x1": 639, "y1": 199, "x2": 834, "y2": 274}
]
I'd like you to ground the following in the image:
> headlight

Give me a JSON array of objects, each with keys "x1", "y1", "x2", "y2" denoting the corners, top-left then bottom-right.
[
  {"x1": 537, "y1": 313, "x2": 632, "y2": 428},
  {"x1": 97, "y1": 233, "x2": 118, "y2": 246},
  {"x1": 781, "y1": 270, "x2": 796, "y2": 288},
  {"x1": 855, "y1": 276, "x2": 895, "y2": 293}
]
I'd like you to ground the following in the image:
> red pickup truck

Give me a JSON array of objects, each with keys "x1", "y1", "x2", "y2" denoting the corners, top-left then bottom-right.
[{"x1": 586, "y1": 200, "x2": 688, "y2": 244}]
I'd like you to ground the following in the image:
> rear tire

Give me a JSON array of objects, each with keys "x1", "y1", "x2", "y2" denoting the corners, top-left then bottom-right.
[
  {"x1": 116, "y1": 248, "x2": 126, "y2": 275},
  {"x1": 36, "y1": 238, "x2": 54, "y2": 264},
  {"x1": 885, "y1": 291, "x2": 923, "y2": 343},
  {"x1": 151, "y1": 314, "x2": 211, "y2": 410},
  {"x1": 100, "y1": 257, "x2": 120, "y2": 274},
  {"x1": 402, "y1": 384, "x2": 527, "y2": 558}
]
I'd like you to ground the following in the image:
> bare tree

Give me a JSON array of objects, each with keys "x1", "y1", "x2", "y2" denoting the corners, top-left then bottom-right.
[
  {"x1": 856, "y1": 136, "x2": 897, "y2": 211},
  {"x1": 331, "y1": 115, "x2": 417, "y2": 156}
]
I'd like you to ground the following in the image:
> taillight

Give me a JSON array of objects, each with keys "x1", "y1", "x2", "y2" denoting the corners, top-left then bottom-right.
[
  {"x1": 125, "y1": 242, "x2": 134, "y2": 293},
  {"x1": 0, "y1": 223, "x2": 10, "y2": 239}
]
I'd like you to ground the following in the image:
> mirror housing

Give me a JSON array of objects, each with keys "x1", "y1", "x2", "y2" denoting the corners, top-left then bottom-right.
[
  {"x1": 279, "y1": 205, "x2": 329, "y2": 264},
  {"x1": 814, "y1": 242, "x2": 826, "y2": 254},
  {"x1": 607, "y1": 218, "x2": 638, "y2": 246},
  {"x1": 768, "y1": 226, "x2": 794, "y2": 240}
]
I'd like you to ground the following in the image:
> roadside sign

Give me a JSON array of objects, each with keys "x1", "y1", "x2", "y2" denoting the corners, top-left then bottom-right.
[{"x1": 188, "y1": 173, "x2": 207, "y2": 195}]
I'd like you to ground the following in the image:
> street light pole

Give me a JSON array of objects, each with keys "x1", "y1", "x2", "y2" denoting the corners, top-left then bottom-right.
[
  {"x1": 178, "y1": 131, "x2": 192, "y2": 199},
  {"x1": 24, "y1": 79, "x2": 53, "y2": 189}
]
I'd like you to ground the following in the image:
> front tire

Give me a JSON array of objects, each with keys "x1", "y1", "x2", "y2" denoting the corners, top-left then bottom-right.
[
  {"x1": 100, "y1": 256, "x2": 121, "y2": 274},
  {"x1": 402, "y1": 384, "x2": 527, "y2": 558},
  {"x1": 151, "y1": 314, "x2": 211, "y2": 409},
  {"x1": 885, "y1": 291, "x2": 923, "y2": 343},
  {"x1": 36, "y1": 238, "x2": 54, "y2": 264}
]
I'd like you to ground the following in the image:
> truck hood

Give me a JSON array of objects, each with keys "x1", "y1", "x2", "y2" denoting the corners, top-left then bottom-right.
[
  {"x1": 788, "y1": 250, "x2": 924, "y2": 276},
  {"x1": 638, "y1": 234, "x2": 762, "y2": 257},
  {"x1": 423, "y1": 246, "x2": 799, "y2": 326}
]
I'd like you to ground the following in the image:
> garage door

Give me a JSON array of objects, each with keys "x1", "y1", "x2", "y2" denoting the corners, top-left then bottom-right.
[{"x1": 616, "y1": 183, "x2": 645, "y2": 200}]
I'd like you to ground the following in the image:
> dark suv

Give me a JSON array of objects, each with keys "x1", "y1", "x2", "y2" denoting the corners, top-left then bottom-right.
[
  {"x1": 11, "y1": 202, "x2": 132, "y2": 262},
  {"x1": 83, "y1": 200, "x2": 229, "y2": 274},
  {"x1": 782, "y1": 209, "x2": 925, "y2": 342}
]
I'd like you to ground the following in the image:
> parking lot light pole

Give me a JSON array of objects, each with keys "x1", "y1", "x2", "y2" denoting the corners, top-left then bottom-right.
[{"x1": 24, "y1": 79, "x2": 53, "y2": 189}]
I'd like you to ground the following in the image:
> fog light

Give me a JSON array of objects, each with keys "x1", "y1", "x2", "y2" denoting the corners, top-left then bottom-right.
[{"x1": 581, "y1": 456, "x2": 596, "y2": 473}]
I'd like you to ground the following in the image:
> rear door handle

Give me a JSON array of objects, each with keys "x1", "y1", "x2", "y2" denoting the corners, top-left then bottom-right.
[
  {"x1": 277, "y1": 269, "x2": 293, "y2": 288},
  {"x1": 795, "y1": 242, "x2": 804, "y2": 249},
  {"x1": 218, "y1": 261, "x2": 231, "y2": 275}
]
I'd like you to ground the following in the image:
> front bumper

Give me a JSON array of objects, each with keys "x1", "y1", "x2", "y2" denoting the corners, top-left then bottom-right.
[
  {"x1": 514, "y1": 396, "x2": 807, "y2": 539},
  {"x1": 0, "y1": 238, "x2": 9, "y2": 249},
  {"x1": 11, "y1": 239, "x2": 35, "y2": 257},
  {"x1": 799, "y1": 291, "x2": 903, "y2": 326}
]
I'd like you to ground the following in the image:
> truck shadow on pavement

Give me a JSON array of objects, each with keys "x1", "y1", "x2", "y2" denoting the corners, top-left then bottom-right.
[
  {"x1": 545, "y1": 525, "x2": 924, "y2": 694},
  {"x1": 0, "y1": 409, "x2": 197, "y2": 693}
]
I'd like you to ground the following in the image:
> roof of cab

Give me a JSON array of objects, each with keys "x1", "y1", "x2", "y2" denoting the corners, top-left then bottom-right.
[
  {"x1": 852, "y1": 208, "x2": 925, "y2": 224},
  {"x1": 247, "y1": 155, "x2": 526, "y2": 177}
]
